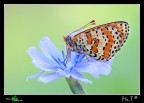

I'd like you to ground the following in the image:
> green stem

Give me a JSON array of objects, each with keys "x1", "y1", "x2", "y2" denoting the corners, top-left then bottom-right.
[{"x1": 66, "y1": 77, "x2": 86, "y2": 94}]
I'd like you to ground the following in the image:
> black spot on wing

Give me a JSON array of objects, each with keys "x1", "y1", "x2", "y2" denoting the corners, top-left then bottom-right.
[
  {"x1": 101, "y1": 58, "x2": 104, "y2": 60},
  {"x1": 97, "y1": 56, "x2": 101, "y2": 60}
]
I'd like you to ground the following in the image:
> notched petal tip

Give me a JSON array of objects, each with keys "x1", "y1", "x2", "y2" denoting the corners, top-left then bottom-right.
[
  {"x1": 100, "y1": 65, "x2": 112, "y2": 76},
  {"x1": 27, "y1": 47, "x2": 37, "y2": 55}
]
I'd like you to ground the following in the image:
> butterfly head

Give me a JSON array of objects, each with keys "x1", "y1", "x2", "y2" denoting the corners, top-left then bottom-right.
[{"x1": 63, "y1": 36, "x2": 74, "y2": 51}]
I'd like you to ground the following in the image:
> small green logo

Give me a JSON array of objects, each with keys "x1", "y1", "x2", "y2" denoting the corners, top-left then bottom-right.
[
  {"x1": 11, "y1": 95, "x2": 18, "y2": 103},
  {"x1": 6, "y1": 95, "x2": 23, "y2": 102}
]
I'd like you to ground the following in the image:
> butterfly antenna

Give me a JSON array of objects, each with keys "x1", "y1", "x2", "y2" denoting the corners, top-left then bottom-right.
[{"x1": 70, "y1": 20, "x2": 96, "y2": 34}]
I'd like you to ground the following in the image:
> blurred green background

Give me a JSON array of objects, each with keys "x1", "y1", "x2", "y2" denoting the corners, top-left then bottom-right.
[{"x1": 4, "y1": 4, "x2": 140, "y2": 95}]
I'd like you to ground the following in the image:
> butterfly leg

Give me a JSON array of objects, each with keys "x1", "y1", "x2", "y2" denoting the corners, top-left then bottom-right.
[
  {"x1": 85, "y1": 54, "x2": 90, "y2": 62},
  {"x1": 64, "y1": 45, "x2": 69, "y2": 63},
  {"x1": 76, "y1": 46, "x2": 90, "y2": 62},
  {"x1": 77, "y1": 52, "x2": 90, "y2": 62}
]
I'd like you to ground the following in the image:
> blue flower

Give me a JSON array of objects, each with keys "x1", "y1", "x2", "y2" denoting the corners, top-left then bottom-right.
[{"x1": 27, "y1": 37, "x2": 113, "y2": 84}]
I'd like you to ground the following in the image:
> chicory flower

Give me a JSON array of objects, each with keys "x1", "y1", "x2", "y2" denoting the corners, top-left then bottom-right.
[{"x1": 27, "y1": 37, "x2": 113, "y2": 84}]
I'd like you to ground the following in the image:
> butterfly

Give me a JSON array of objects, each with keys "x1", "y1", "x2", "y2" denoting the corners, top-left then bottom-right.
[{"x1": 64, "y1": 20, "x2": 130, "y2": 61}]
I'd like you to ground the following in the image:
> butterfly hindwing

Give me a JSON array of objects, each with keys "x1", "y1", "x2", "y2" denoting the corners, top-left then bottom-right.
[{"x1": 66, "y1": 21, "x2": 130, "y2": 61}]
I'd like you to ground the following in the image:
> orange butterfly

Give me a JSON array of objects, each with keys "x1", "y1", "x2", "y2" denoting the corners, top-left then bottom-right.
[{"x1": 64, "y1": 20, "x2": 130, "y2": 61}]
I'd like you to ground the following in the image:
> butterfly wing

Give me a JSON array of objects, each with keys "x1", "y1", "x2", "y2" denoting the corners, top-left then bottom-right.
[{"x1": 71, "y1": 21, "x2": 130, "y2": 61}]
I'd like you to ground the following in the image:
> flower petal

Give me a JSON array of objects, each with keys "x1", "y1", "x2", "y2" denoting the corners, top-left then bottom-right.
[
  {"x1": 77, "y1": 54, "x2": 85, "y2": 64},
  {"x1": 38, "y1": 37, "x2": 63, "y2": 61},
  {"x1": 76, "y1": 62, "x2": 101, "y2": 78},
  {"x1": 62, "y1": 48, "x2": 65, "y2": 59},
  {"x1": 99, "y1": 65, "x2": 111, "y2": 75},
  {"x1": 76, "y1": 57, "x2": 114, "y2": 78},
  {"x1": 69, "y1": 51, "x2": 77, "y2": 63},
  {"x1": 38, "y1": 72, "x2": 60, "y2": 83},
  {"x1": 98, "y1": 58, "x2": 113, "y2": 75},
  {"x1": 27, "y1": 47, "x2": 60, "y2": 71},
  {"x1": 27, "y1": 70, "x2": 45, "y2": 80},
  {"x1": 92, "y1": 58, "x2": 113, "y2": 76},
  {"x1": 70, "y1": 69, "x2": 92, "y2": 84}
]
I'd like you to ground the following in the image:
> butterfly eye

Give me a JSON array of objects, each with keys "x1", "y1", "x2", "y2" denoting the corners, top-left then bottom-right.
[{"x1": 65, "y1": 36, "x2": 70, "y2": 43}]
